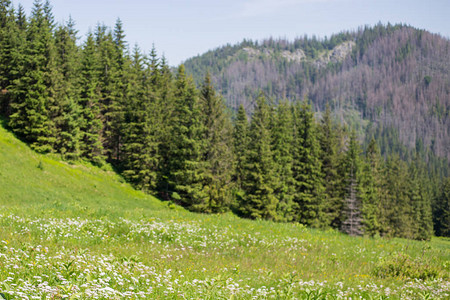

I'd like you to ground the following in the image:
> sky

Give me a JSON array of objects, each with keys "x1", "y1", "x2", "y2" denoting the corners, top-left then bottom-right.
[{"x1": 14, "y1": 0, "x2": 450, "y2": 66}]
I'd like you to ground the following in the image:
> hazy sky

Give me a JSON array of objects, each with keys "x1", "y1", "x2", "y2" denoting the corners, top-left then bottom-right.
[{"x1": 15, "y1": 0, "x2": 450, "y2": 66}]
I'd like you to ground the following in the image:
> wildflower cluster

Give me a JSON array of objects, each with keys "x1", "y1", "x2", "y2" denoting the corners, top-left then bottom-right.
[
  {"x1": 1, "y1": 241, "x2": 448, "y2": 299},
  {"x1": 0, "y1": 213, "x2": 449, "y2": 299},
  {"x1": 1, "y1": 214, "x2": 310, "y2": 251}
]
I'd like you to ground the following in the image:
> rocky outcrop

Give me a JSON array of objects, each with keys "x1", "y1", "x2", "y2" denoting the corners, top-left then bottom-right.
[
  {"x1": 314, "y1": 41, "x2": 355, "y2": 68},
  {"x1": 241, "y1": 41, "x2": 354, "y2": 66},
  {"x1": 242, "y1": 47, "x2": 260, "y2": 59},
  {"x1": 280, "y1": 49, "x2": 306, "y2": 63}
]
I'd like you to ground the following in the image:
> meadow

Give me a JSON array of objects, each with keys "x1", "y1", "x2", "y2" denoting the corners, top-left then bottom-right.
[{"x1": 0, "y1": 120, "x2": 449, "y2": 299}]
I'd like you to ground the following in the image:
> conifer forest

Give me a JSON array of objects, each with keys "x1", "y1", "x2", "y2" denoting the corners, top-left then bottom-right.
[{"x1": 1, "y1": 0, "x2": 449, "y2": 242}]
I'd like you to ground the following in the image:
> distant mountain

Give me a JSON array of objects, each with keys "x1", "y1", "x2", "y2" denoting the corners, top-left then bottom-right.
[{"x1": 184, "y1": 24, "x2": 450, "y2": 164}]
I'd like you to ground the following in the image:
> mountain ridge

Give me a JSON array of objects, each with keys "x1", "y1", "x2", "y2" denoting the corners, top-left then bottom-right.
[{"x1": 184, "y1": 24, "x2": 450, "y2": 162}]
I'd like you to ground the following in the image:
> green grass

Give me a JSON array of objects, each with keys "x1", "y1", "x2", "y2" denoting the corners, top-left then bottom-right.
[{"x1": 0, "y1": 119, "x2": 449, "y2": 299}]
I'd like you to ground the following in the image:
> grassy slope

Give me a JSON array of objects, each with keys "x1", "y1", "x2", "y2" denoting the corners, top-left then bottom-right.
[
  {"x1": 0, "y1": 118, "x2": 167, "y2": 217},
  {"x1": 0, "y1": 119, "x2": 449, "y2": 299}
]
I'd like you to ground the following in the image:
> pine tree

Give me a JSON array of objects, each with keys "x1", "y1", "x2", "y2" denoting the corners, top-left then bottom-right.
[
  {"x1": 272, "y1": 100, "x2": 295, "y2": 221},
  {"x1": 291, "y1": 100, "x2": 325, "y2": 227},
  {"x1": 340, "y1": 131, "x2": 363, "y2": 236},
  {"x1": 240, "y1": 93, "x2": 278, "y2": 220},
  {"x1": 199, "y1": 73, "x2": 233, "y2": 212}
]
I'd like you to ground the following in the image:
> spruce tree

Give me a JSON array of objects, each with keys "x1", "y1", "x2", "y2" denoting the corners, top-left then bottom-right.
[
  {"x1": 0, "y1": 0, "x2": 12, "y2": 29},
  {"x1": 108, "y1": 18, "x2": 128, "y2": 161},
  {"x1": 52, "y1": 22, "x2": 82, "y2": 159},
  {"x1": 121, "y1": 45, "x2": 159, "y2": 191},
  {"x1": 407, "y1": 155, "x2": 433, "y2": 240},
  {"x1": 291, "y1": 100, "x2": 325, "y2": 227},
  {"x1": 433, "y1": 177, "x2": 450, "y2": 237},
  {"x1": 199, "y1": 73, "x2": 233, "y2": 212},
  {"x1": 384, "y1": 154, "x2": 412, "y2": 238},
  {"x1": 156, "y1": 55, "x2": 173, "y2": 106},
  {"x1": 78, "y1": 32, "x2": 104, "y2": 164},
  {"x1": 9, "y1": 0, "x2": 56, "y2": 152},
  {"x1": 0, "y1": 0, "x2": 21, "y2": 115},
  {"x1": 95, "y1": 24, "x2": 121, "y2": 161},
  {"x1": 42, "y1": 0, "x2": 54, "y2": 29},
  {"x1": 0, "y1": 1, "x2": 13, "y2": 93},
  {"x1": 240, "y1": 93, "x2": 278, "y2": 220},
  {"x1": 16, "y1": 4, "x2": 26, "y2": 29},
  {"x1": 233, "y1": 104, "x2": 248, "y2": 189},
  {"x1": 360, "y1": 137, "x2": 382, "y2": 236},
  {"x1": 155, "y1": 55, "x2": 175, "y2": 198},
  {"x1": 318, "y1": 104, "x2": 342, "y2": 227},
  {"x1": 272, "y1": 100, "x2": 295, "y2": 221},
  {"x1": 167, "y1": 65, "x2": 207, "y2": 210},
  {"x1": 7, "y1": 5, "x2": 28, "y2": 118}
]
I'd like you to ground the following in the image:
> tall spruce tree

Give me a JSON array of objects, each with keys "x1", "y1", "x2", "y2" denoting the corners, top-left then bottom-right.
[
  {"x1": 52, "y1": 22, "x2": 82, "y2": 159},
  {"x1": 167, "y1": 65, "x2": 207, "y2": 210},
  {"x1": 240, "y1": 93, "x2": 278, "y2": 220},
  {"x1": 407, "y1": 155, "x2": 433, "y2": 240},
  {"x1": 433, "y1": 177, "x2": 450, "y2": 237},
  {"x1": 121, "y1": 45, "x2": 159, "y2": 191},
  {"x1": 0, "y1": 0, "x2": 13, "y2": 30},
  {"x1": 360, "y1": 137, "x2": 382, "y2": 236},
  {"x1": 199, "y1": 73, "x2": 233, "y2": 212},
  {"x1": 233, "y1": 104, "x2": 248, "y2": 190},
  {"x1": 291, "y1": 100, "x2": 325, "y2": 227},
  {"x1": 95, "y1": 24, "x2": 121, "y2": 161},
  {"x1": 109, "y1": 18, "x2": 128, "y2": 161},
  {"x1": 0, "y1": 0, "x2": 13, "y2": 96},
  {"x1": 155, "y1": 55, "x2": 175, "y2": 198},
  {"x1": 42, "y1": 0, "x2": 54, "y2": 29},
  {"x1": 272, "y1": 100, "x2": 295, "y2": 221},
  {"x1": 0, "y1": 0, "x2": 22, "y2": 115},
  {"x1": 78, "y1": 32, "x2": 104, "y2": 163},
  {"x1": 318, "y1": 104, "x2": 342, "y2": 227},
  {"x1": 16, "y1": 4, "x2": 26, "y2": 29},
  {"x1": 384, "y1": 154, "x2": 412, "y2": 238},
  {"x1": 9, "y1": 0, "x2": 56, "y2": 152}
]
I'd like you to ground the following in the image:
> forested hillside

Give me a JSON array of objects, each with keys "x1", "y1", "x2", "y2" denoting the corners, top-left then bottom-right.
[
  {"x1": 0, "y1": 1, "x2": 448, "y2": 239},
  {"x1": 184, "y1": 24, "x2": 450, "y2": 167}
]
